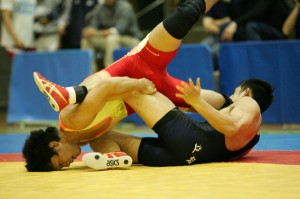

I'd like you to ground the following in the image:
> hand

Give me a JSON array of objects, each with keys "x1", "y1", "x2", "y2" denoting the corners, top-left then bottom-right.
[
  {"x1": 39, "y1": 17, "x2": 49, "y2": 25},
  {"x1": 82, "y1": 27, "x2": 98, "y2": 38},
  {"x1": 176, "y1": 77, "x2": 202, "y2": 106},
  {"x1": 100, "y1": 29, "x2": 112, "y2": 37},
  {"x1": 14, "y1": 38, "x2": 25, "y2": 49},
  {"x1": 57, "y1": 25, "x2": 66, "y2": 35},
  {"x1": 215, "y1": 17, "x2": 231, "y2": 26},
  {"x1": 221, "y1": 21, "x2": 237, "y2": 42},
  {"x1": 139, "y1": 78, "x2": 157, "y2": 95}
]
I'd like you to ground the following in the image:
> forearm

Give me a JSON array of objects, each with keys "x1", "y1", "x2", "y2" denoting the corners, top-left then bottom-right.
[
  {"x1": 214, "y1": 17, "x2": 231, "y2": 26},
  {"x1": 282, "y1": 6, "x2": 299, "y2": 37},
  {"x1": 191, "y1": 98, "x2": 237, "y2": 136},
  {"x1": 200, "y1": 89, "x2": 226, "y2": 110},
  {"x1": 205, "y1": 0, "x2": 220, "y2": 12},
  {"x1": 203, "y1": 17, "x2": 220, "y2": 34},
  {"x1": 2, "y1": 11, "x2": 19, "y2": 43},
  {"x1": 105, "y1": 77, "x2": 143, "y2": 99}
]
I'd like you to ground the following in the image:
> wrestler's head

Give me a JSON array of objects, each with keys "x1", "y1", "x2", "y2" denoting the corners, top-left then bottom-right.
[
  {"x1": 231, "y1": 79, "x2": 274, "y2": 113},
  {"x1": 22, "y1": 126, "x2": 81, "y2": 171}
]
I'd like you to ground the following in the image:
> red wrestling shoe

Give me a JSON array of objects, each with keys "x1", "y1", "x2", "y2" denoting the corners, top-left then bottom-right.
[
  {"x1": 82, "y1": 151, "x2": 133, "y2": 170},
  {"x1": 33, "y1": 72, "x2": 69, "y2": 111}
]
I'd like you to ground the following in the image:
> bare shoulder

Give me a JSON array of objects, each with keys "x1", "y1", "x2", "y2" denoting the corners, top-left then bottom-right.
[
  {"x1": 238, "y1": 96, "x2": 259, "y2": 106},
  {"x1": 236, "y1": 97, "x2": 261, "y2": 114}
]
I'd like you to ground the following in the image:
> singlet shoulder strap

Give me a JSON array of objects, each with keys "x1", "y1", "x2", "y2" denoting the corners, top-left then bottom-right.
[{"x1": 221, "y1": 94, "x2": 233, "y2": 109}]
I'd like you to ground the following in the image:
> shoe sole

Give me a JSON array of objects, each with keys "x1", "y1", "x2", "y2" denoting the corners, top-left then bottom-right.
[
  {"x1": 82, "y1": 152, "x2": 133, "y2": 170},
  {"x1": 33, "y1": 72, "x2": 59, "y2": 111}
]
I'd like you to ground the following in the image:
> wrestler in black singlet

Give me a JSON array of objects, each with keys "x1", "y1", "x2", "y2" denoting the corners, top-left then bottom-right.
[{"x1": 138, "y1": 95, "x2": 260, "y2": 166}]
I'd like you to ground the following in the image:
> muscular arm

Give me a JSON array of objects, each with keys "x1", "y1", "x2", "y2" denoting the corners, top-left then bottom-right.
[
  {"x1": 191, "y1": 97, "x2": 259, "y2": 137},
  {"x1": 200, "y1": 89, "x2": 226, "y2": 110},
  {"x1": 182, "y1": 89, "x2": 226, "y2": 112},
  {"x1": 176, "y1": 78, "x2": 260, "y2": 137}
]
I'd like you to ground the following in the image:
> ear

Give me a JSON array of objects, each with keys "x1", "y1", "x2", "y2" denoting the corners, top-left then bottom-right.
[
  {"x1": 244, "y1": 88, "x2": 251, "y2": 96},
  {"x1": 49, "y1": 141, "x2": 59, "y2": 148}
]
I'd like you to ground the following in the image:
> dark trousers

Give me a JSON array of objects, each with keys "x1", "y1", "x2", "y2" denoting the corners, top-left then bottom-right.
[{"x1": 234, "y1": 21, "x2": 286, "y2": 41}]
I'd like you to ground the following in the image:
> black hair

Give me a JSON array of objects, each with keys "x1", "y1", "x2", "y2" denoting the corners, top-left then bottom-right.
[
  {"x1": 240, "y1": 79, "x2": 274, "y2": 113},
  {"x1": 22, "y1": 126, "x2": 60, "y2": 172}
]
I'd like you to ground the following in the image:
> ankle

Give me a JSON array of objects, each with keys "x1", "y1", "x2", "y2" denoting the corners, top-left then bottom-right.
[
  {"x1": 66, "y1": 87, "x2": 76, "y2": 104},
  {"x1": 65, "y1": 86, "x2": 88, "y2": 105}
]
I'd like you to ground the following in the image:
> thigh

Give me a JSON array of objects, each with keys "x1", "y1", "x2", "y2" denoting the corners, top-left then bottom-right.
[
  {"x1": 138, "y1": 110, "x2": 207, "y2": 166},
  {"x1": 258, "y1": 24, "x2": 285, "y2": 40},
  {"x1": 106, "y1": 35, "x2": 179, "y2": 78},
  {"x1": 89, "y1": 35, "x2": 106, "y2": 50},
  {"x1": 125, "y1": 92, "x2": 176, "y2": 129},
  {"x1": 148, "y1": 22, "x2": 182, "y2": 52},
  {"x1": 138, "y1": 137, "x2": 186, "y2": 166}
]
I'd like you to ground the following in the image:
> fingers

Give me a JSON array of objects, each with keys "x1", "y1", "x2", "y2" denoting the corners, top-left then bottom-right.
[
  {"x1": 188, "y1": 78, "x2": 195, "y2": 87},
  {"x1": 176, "y1": 83, "x2": 185, "y2": 93},
  {"x1": 176, "y1": 78, "x2": 197, "y2": 92},
  {"x1": 196, "y1": 77, "x2": 201, "y2": 89},
  {"x1": 140, "y1": 78, "x2": 157, "y2": 95},
  {"x1": 181, "y1": 80, "x2": 189, "y2": 88},
  {"x1": 175, "y1": 93, "x2": 184, "y2": 99},
  {"x1": 176, "y1": 81, "x2": 187, "y2": 99},
  {"x1": 175, "y1": 78, "x2": 202, "y2": 102}
]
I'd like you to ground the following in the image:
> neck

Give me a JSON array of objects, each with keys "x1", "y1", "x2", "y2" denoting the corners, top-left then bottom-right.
[{"x1": 61, "y1": 132, "x2": 81, "y2": 144}]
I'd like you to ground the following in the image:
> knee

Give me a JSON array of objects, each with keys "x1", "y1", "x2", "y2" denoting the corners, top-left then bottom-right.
[
  {"x1": 106, "y1": 34, "x2": 119, "y2": 44},
  {"x1": 81, "y1": 37, "x2": 93, "y2": 49}
]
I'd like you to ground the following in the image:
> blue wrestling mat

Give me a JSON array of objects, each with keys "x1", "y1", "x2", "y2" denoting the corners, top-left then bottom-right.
[{"x1": 0, "y1": 133, "x2": 300, "y2": 154}]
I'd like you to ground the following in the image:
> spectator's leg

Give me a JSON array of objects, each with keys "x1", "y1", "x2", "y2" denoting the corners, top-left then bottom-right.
[
  {"x1": 119, "y1": 36, "x2": 140, "y2": 47},
  {"x1": 233, "y1": 26, "x2": 247, "y2": 41},
  {"x1": 244, "y1": 22, "x2": 262, "y2": 40},
  {"x1": 81, "y1": 35, "x2": 106, "y2": 72},
  {"x1": 245, "y1": 22, "x2": 286, "y2": 41},
  {"x1": 36, "y1": 34, "x2": 59, "y2": 51},
  {"x1": 103, "y1": 34, "x2": 120, "y2": 67}
]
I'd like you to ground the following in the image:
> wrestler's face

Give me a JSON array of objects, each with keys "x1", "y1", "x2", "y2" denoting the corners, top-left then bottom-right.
[{"x1": 49, "y1": 141, "x2": 81, "y2": 170}]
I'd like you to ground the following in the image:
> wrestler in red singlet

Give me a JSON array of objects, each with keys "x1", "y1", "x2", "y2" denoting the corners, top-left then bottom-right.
[{"x1": 103, "y1": 36, "x2": 190, "y2": 114}]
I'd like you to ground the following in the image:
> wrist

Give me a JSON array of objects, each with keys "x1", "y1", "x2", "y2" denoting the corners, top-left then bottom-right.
[
  {"x1": 190, "y1": 97, "x2": 205, "y2": 110},
  {"x1": 13, "y1": 37, "x2": 20, "y2": 44},
  {"x1": 139, "y1": 78, "x2": 146, "y2": 90}
]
